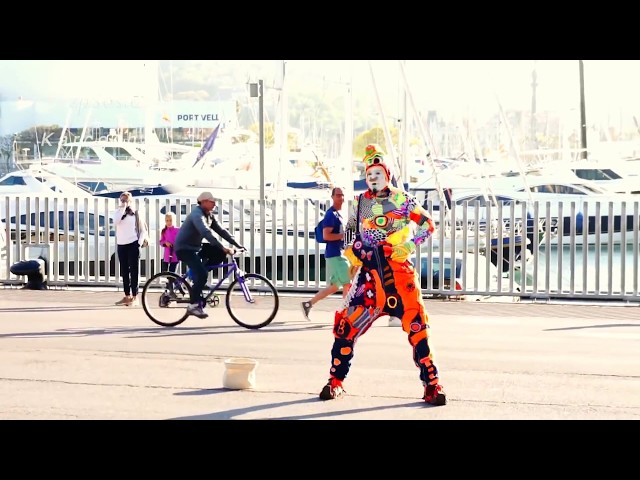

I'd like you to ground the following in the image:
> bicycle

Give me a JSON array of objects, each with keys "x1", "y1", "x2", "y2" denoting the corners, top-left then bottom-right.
[{"x1": 141, "y1": 248, "x2": 279, "y2": 329}]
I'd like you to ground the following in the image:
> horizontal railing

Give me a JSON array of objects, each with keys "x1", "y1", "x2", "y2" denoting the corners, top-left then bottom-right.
[{"x1": 1, "y1": 195, "x2": 639, "y2": 302}]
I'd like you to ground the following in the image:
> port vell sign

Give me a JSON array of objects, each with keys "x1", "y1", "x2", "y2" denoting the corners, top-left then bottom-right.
[{"x1": 0, "y1": 99, "x2": 237, "y2": 135}]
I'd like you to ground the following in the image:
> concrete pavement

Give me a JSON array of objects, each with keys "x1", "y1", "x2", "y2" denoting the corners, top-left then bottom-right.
[{"x1": 0, "y1": 287, "x2": 639, "y2": 419}]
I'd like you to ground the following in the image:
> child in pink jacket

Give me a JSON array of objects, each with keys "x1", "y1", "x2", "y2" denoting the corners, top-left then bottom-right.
[{"x1": 159, "y1": 212, "x2": 180, "y2": 274}]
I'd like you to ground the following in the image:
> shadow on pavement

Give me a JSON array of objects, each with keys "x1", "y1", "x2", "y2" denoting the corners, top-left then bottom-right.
[
  {"x1": 174, "y1": 388, "x2": 228, "y2": 397},
  {"x1": 0, "y1": 325, "x2": 225, "y2": 338},
  {"x1": 0, "y1": 306, "x2": 123, "y2": 313},
  {"x1": 167, "y1": 396, "x2": 428, "y2": 420},
  {"x1": 0, "y1": 323, "x2": 332, "y2": 339},
  {"x1": 543, "y1": 323, "x2": 640, "y2": 331},
  {"x1": 126, "y1": 322, "x2": 331, "y2": 339}
]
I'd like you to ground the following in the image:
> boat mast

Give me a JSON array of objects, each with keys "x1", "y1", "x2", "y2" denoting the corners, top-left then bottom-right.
[
  {"x1": 396, "y1": 61, "x2": 447, "y2": 207},
  {"x1": 33, "y1": 126, "x2": 41, "y2": 165},
  {"x1": 579, "y1": 60, "x2": 588, "y2": 160},
  {"x1": 271, "y1": 60, "x2": 288, "y2": 198},
  {"x1": 54, "y1": 107, "x2": 72, "y2": 160},
  {"x1": 143, "y1": 60, "x2": 159, "y2": 153},
  {"x1": 493, "y1": 91, "x2": 535, "y2": 207},
  {"x1": 169, "y1": 60, "x2": 174, "y2": 144},
  {"x1": 367, "y1": 61, "x2": 401, "y2": 185},
  {"x1": 342, "y1": 75, "x2": 354, "y2": 200},
  {"x1": 279, "y1": 60, "x2": 288, "y2": 194},
  {"x1": 530, "y1": 61, "x2": 538, "y2": 151},
  {"x1": 399, "y1": 60, "x2": 408, "y2": 186}
]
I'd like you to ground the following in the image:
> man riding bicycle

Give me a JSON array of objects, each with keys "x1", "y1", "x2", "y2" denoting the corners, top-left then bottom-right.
[{"x1": 174, "y1": 191, "x2": 244, "y2": 319}]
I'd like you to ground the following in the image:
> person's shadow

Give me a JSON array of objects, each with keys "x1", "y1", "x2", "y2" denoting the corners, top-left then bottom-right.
[{"x1": 168, "y1": 393, "x2": 431, "y2": 420}]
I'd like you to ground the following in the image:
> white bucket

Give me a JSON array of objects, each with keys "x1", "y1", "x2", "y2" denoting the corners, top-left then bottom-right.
[
  {"x1": 388, "y1": 316, "x2": 402, "y2": 327},
  {"x1": 222, "y1": 357, "x2": 259, "y2": 390}
]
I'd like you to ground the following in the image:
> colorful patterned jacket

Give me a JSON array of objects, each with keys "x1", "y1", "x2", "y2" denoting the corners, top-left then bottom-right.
[{"x1": 345, "y1": 186, "x2": 435, "y2": 265}]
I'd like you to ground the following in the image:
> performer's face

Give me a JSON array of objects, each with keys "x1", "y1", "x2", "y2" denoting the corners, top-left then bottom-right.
[{"x1": 366, "y1": 165, "x2": 388, "y2": 194}]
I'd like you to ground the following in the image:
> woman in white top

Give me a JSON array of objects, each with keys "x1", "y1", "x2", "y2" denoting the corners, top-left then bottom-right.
[{"x1": 111, "y1": 191, "x2": 148, "y2": 306}]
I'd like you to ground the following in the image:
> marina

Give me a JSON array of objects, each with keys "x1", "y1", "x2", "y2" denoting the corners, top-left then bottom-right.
[
  {"x1": 1, "y1": 60, "x2": 639, "y2": 302},
  {"x1": 1, "y1": 60, "x2": 640, "y2": 421}
]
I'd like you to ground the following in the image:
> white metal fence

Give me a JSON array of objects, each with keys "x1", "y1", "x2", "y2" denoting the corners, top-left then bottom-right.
[{"x1": 1, "y1": 194, "x2": 639, "y2": 302}]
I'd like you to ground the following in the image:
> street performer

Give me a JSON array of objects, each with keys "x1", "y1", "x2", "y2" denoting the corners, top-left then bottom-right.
[{"x1": 318, "y1": 144, "x2": 447, "y2": 406}]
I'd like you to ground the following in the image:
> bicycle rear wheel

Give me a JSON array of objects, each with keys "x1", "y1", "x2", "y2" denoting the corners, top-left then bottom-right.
[
  {"x1": 225, "y1": 273, "x2": 279, "y2": 329},
  {"x1": 141, "y1": 272, "x2": 193, "y2": 327}
]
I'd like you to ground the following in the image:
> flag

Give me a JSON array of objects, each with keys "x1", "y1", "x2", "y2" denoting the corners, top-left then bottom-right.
[{"x1": 192, "y1": 123, "x2": 220, "y2": 168}]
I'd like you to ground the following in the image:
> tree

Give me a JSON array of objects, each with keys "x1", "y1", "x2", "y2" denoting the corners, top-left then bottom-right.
[
  {"x1": 248, "y1": 122, "x2": 275, "y2": 147},
  {"x1": 352, "y1": 126, "x2": 399, "y2": 157},
  {"x1": 247, "y1": 124, "x2": 300, "y2": 151}
]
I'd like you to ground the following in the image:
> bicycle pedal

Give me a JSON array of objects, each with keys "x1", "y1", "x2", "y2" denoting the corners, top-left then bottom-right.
[{"x1": 206, "y1": 295, "x2": 219, "y2": 305}]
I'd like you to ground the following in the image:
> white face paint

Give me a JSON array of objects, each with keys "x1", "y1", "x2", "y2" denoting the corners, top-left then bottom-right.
[{"x1": 366, "y1": 165, "x2": 389, "y2": 194}]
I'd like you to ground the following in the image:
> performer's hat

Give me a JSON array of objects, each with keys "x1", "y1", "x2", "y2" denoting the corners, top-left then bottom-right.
[{"x1": 362, "y1": 144, "x2": 391, "y2": 181}]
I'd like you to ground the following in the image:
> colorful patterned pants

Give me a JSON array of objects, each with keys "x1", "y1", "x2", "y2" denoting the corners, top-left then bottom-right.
[{"x1": 328, "y1": 255, "x2": 440, "y2": 387}]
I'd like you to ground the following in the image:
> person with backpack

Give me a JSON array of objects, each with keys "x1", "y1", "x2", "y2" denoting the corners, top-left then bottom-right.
[{"x1": 301, "y1": 186, "x2": 352, "y2": 320}]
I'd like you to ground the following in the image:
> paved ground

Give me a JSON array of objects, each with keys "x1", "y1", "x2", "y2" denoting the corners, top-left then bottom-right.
[{"x1": 0, "y1": 287, "x2": 639, "y2": 420}]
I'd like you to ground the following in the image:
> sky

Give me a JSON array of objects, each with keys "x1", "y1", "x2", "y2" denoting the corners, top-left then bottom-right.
[
  {"x1": 1, "y1": 60, "x2": 639, "y2": 127},
  {"x1": 298, "y1": 60, "x2": 640, "y2": 122}
]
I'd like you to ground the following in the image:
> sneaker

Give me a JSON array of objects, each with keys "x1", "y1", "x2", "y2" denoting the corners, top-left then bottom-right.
[
  {"x1": 423, "y1": 384, "x2": 447, "y2": 406},
  {"x1": 301, "y1": 301, "x2": 312, "y2": 321},
  {"x1": 319, "y1": 377, "x2": 345, "y2": 400},
  {"x1": 159, "y1": 294, "x2": 171, "y2": 308},
  {"x1": 187, "y1": 304, "x2": 209, "y2": 319},
  {"x1": 128, "y1": 297, "x2": 139, "y2": 307},
  {"x1": 165, "y1": 284, "x2": 178, "y2": 298},
  {"x1": 115, "y1": 296, "x2": 131, "y2": 306},
  {"x1": 167, "y1": 289, "x2": 178, "y2": 299}
]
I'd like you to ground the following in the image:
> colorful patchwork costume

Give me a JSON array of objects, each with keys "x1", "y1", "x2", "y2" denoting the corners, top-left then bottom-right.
[{"x1": 319, "y1": 144, "x2": 447, "y2": 405}]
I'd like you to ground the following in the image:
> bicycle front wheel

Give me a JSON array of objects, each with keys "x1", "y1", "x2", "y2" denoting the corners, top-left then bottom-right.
[
  {"x1": 226, "y1": 273, "x2": 279, "y2": 329},
  {"x1": 141, "y1": 271, "x2": 193, "y2": 327}
]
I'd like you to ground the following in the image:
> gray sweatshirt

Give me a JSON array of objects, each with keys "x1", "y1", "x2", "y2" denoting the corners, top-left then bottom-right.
[{"x1": 173, "y1": 204, "x2": 240, "y2": 253}]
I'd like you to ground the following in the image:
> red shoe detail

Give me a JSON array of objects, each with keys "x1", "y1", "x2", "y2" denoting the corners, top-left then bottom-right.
[
  {"x1": 319, "y1": 377, "x2": 345, "y2": 400},
  {"x1": 423, "y1": 384, "x2": 447, "y2": 406}
]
